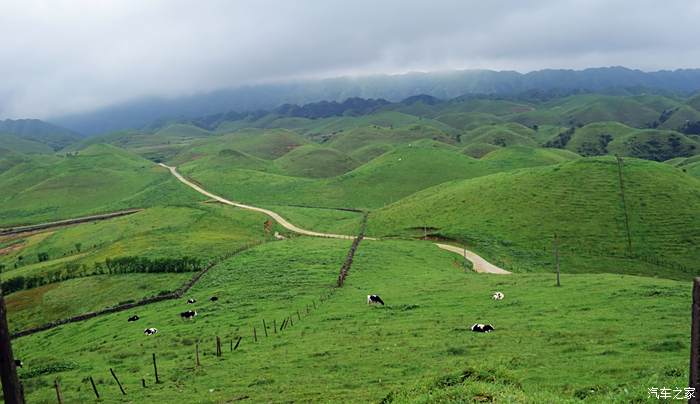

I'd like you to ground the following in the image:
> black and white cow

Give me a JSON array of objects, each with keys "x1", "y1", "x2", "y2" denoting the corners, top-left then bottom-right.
[
  {"x1": 367, "y1": 294, "x2": 385, "y2": 305},
  {"x1": 14, "y1": 359, "x2": 22, "y2": 368},
  {"x1": 491, "y1": 292, "x2": 504, "y2": 300},
  {"x1": 187, "y1": 298, "x2": 196, "y2": 304},
  {"x1": 144, "y1": 328, "x2": 158, "y2": 335},
  {"x1": 180, "y1": 310, "x2": 197, "y2": 320},
  {"x1": 471, "y1": 323, "x2": 495, "y2": 333},
  {"x1": 127, "y1": 315, "x2": 140, "y2": 322},
  {"x1": 210, "y1": 296, "x2": 218, "y2": 302}
]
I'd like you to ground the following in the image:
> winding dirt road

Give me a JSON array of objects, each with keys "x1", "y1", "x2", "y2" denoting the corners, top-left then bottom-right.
[
  {"x1": 160, "y1": 164, "x2": 357, "y2": 240},
  {"x1": 434, "y1": 243, "x2": 511, "y2": 274},
  {"x1": 161, "y1": 164, "x2": 509, "y2": 274}
]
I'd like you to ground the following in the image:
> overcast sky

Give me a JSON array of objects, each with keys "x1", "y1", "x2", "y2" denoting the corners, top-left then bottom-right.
[{"x1": 2, "y1": 0, "x2": 699, "y2": 118}]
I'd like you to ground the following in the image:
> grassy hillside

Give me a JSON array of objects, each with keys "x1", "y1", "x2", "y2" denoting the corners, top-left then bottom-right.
[
  {"x1": 180, "y1": 142, "x2": 570, "y2": 210},
  {"x1": 1, "y1": 204, "x2": 269, "y2": 329},
  {"x1": 368, "y1": 157, "x2": 700, "y2": 278},
  {"x1": 0, "y1": 144, "x2": 203, "y2": 226},
  {"x1": 0, "y1": 134, "x2": 55, "y2": 154},
  {"x1": 480, "y1": 146, "x2": 579, "y2": 169},
  {"x1": 11, "y1": 239, "x2": 690, "y2": 402},
  {"x1": 462, "y1": 142, "x2": 501, "y2": 158},
  {"x1": 562, "y1": 121, "x2": 635, "y2": 156},
  {"x1": 461, "y1": 124, "x2": 538, "y2": 148},
  {"x1": 66, "y1": 124, "x2": 214, "y2": 162},
  {"x1": 326, "y1": 124, "x2": 456, "y2": 154},
  {"x1": 606, "y1": 129, "x2": 699, "y2": 161},
  {"x1": 0, "y1": 118, "x2": 81, "y2": 151},
  {"x1": 273, "y1": 144, "x2": 358, "y2": 178}
]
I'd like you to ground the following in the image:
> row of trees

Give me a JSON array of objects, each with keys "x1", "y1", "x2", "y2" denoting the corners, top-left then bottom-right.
[
  {"x1": 104, "y1": 256, "x2": 203, "y2": 274},
  {"x1": 1, "y1": 256, "x2": 203, "y2": 295}
]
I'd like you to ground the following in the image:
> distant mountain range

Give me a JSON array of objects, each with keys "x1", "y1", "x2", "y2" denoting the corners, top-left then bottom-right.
[
  {"x1": 0, "y1": 119, "x2": 82, "y2": 151},
  {"x1": 47, "y1": 67, "x2": 700, "y2": 135}
]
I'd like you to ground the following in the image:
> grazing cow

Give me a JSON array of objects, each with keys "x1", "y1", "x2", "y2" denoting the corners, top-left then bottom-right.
[
  {"x1": 210, "y1": 296, "x2": 218, "y2": 302},
  {"x1": 144, "y1": 328, "x2": 158, "y2": 335},
  {"x1": 367, "y1": 294, "x2": 385, "y2": 305},
  {"x1": 187, "y1": 298, "x2": 196, "y2": 304},
  {"x1": 127, "y1": 315, "x2": 140, "y2": 322},
  {"x1": 180, "y1": 310, "x2": 197, "y2": 320},
  {"x1": 492, "y1": 292, "x2": 504, "y2": 300},
  {"x1": 471, "y1": 323, "x2": 495, "y2": 333},
  {"x1": 14, "y1": 359, "x2": 22, "y2": 368}
]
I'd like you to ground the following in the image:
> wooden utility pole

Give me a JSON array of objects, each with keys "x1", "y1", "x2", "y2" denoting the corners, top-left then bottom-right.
[
  {"x1": 690, "y1": 278, "x2": 700, "y2": 402},
  {"x1": 615, "y1": 155, "x2": 633, "y2": 256},
  {"x1": 0, "y1": 284, "x2": 24, "y2": 404},
  {"x1": 554, "y1": 234, "x2": 561, "y2": 287}
]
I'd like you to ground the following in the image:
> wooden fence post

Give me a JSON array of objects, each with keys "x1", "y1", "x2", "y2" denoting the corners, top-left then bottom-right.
[
  {"x1": 273, "y1": 319, "x2": 277, "y2": 334},
  {"x1": 289, "y1": 315, "x2": 294, "y2": 327},
  {"x1": 233, "y1": 336, "x2": 242, "y2": 351},
  {"x1": 0, "y1": 286, "x2": 24, "y2": 404},
  {"x1": 262, "y1": 319, "x2": 268, "y2": 337},
  {"x1": 89, "y1": 376, "x2": 100, "y2": 398},
  {"x1": 690, "y1": 277, "x2": 700, "y2": 402},
  {"x1": 230, "y1": 339, "x2": 233, "y2": 351},
  {"x1": 152, "y1": 353, "x2": 160, "y2": 383},
  {"x1": 554, "y1": 234, "x2": 561, "y2": 287},
  {"x1": 109, "y1": 368, "x2": 126, "y2": 395},
  {"x1": 216, "y1": 336, "x2": 222, "y2": 357},
  {"x1": 141, "y1": 378, "x2": 146, "y2": 388},
  {"x1": 253, "y1": 327, "x2": 257, "y2": 342},
  {"x1": 54, "y1": 379, "x2": 63, "y2": 404}
]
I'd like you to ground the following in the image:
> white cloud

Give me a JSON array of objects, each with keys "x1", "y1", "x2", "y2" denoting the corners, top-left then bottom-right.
[{"x1": 1, "y1": 0, "x2": 699, "y2": 118}]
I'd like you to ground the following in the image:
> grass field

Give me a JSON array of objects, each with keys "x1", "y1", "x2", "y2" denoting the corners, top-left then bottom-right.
[
  {"x1": 10, "y1": 239, "x2": 690, "y2": 403},
  {"x1": 1, "y1": 204, "x2": 270, "y2": 329},
  {"x1": 367, "y1": 157, "x2": 700, "y2": 279},
  {"x1": 0, "y1": 144, "x2": 204, "y2": 226}
]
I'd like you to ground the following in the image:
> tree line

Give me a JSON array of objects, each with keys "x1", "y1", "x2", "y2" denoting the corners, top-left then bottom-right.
[{"x1": 1, "y1": 256, "x2": 203, "y2": 295}]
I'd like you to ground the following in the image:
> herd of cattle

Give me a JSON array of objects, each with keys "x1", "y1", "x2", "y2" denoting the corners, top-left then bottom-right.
[
  {"x1": 367, "y1": 292, "x2": 503, "y2": 333},
  {"x1": 129, "y1": 291, "x2": 504, "y2": 336},
  {"x1": 126, "y1": 296, "x2": 217, "y2": 336}
]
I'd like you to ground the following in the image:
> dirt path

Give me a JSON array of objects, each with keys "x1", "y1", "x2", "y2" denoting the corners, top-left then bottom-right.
[
  {"x1": 162, "y1": 164, "x2": 509, "y2": 274},
  {"x1": 434, "y1": 243, "x2": 511, "y2": 274},
  {"x1": 161, "y1": 164, "x2": 358, "y2": 240}
]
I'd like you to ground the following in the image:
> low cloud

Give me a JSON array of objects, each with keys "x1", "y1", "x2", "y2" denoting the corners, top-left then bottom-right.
[{"x1": 1, "y1": 0, "x2": 699, "y2": 118}]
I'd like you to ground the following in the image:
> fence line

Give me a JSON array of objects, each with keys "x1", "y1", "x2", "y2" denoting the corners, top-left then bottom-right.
[
  {"x1": 0, "y1": 209, "x2": 142, "y2": 236},
  {"x1": 336, "y1": 213, "x2": 368, "y2": 287},
  {"x1": 10, "y1": 242, "x2": 262, "y2": 339}
]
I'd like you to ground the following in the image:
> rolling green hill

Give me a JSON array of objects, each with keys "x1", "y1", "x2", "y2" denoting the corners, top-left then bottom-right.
[
  {"x1": 0, "y1": 119, "x2": 81, "y2": 151},
  {"x1": 561, "y1": 121, "x2": 636, "y2": 156},
  {"x1": 607, "y1": 129, "x2": 699, "y2": 161},
  {"x1": 273, "y1": 144, "x2": 358, "y2": 178},
  {"x1": 0, "y1": 144, "x2": 203, "y2": 226},
  {"x1": 0, "y1": 134, "x2": 54, "y2": 154},
  {"x1": 480, "y1": 146, "x2": 579, "y2": 169},
  {"x1": 368, "y1": 157, "x2": 700, "y2": 278},
  {"x1": 462, "y1": 124, "x2": 537, "y2": 148}
]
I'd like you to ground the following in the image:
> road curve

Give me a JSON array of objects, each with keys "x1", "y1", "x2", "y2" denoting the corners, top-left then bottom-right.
[
  {"x1": 162, "y1": 164, "x2": 508, "y2": 274},
  {"x1": 160, "y1": 164, "x2": 358, "y2": 240},
  {"x1": 435, "y1": 243, "x2": 511, "y2": 274}
]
